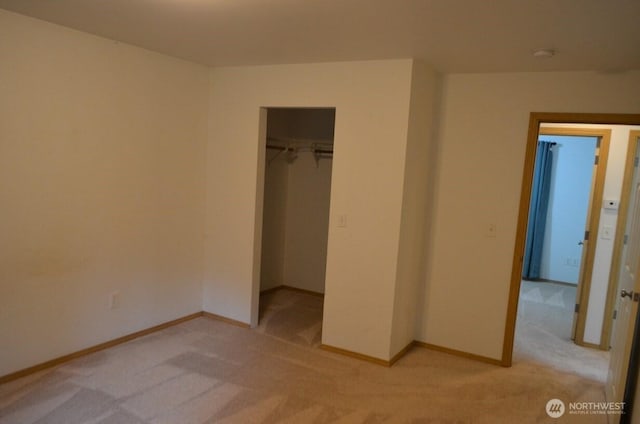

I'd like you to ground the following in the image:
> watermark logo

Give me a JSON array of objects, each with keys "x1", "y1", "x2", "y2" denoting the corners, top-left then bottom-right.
[
  {"x1": 545, "y1": 398, "x2": 625, "y2": 417},
  {"x1": 546, "y1": 399, "x2": 566, "y2": 418}
]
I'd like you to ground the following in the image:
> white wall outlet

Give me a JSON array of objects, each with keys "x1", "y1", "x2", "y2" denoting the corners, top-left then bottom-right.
[
  {"x1": 109, "y1": 291, "x2": 121, "y2": 310},
  {"x1": 486, "y1": 223, "x2": 497, "y2": 238},
  {"x1": 337, "y1": 214, "x2": 347, "y2": 228}
]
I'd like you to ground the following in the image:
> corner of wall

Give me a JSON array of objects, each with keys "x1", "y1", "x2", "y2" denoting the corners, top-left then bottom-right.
[
  {"x1": 413, "y1": 67, "x2": 445, "y2": 343},
  {"x1": 389, "y1": 62, "x2": 443, "y2": 356}
]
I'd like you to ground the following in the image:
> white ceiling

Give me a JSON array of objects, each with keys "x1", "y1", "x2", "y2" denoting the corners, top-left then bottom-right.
[{"x1": 1, "y1": 0, "x2": 638, "y2": 73}]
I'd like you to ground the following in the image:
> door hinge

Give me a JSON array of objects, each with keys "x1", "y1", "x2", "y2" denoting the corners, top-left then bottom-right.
[
  {"x1": 613, "y1": 309, "x2": 617, "y2": 319},
  {"x1": 635, "y1": 156, "x2": 639, "y2": 168},
  {"x1": 575, "y1": 303, "x2": 580, "y2": 313},
  {"x1": 594, "y1": 155, "x2": 599, "y2": 165},
  {"x1": 624, "y1": 234, "x2": 629, "y2": 245},
  {"x1": 584, "y1": 230, "x2": 590, "y2": 241}
]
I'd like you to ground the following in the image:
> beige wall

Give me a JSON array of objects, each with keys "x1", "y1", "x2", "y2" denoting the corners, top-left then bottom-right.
[
  {"x1": 283, "y1": 152, "x2": 332, "y2": 294},
  {"x1": 260, "y1": 150, "x2": 289, "y2": 291},
  {"x1": 0, "y1": 10, "x2": 209, "y2": 376},
  {"x1": 261, "y1": 148, "x2": 332, "y2": 294},
  {"x1": 267, "y1": 108, "x2": 335, "y2": 141},
  {"x1": 417, "y1": 70, "x2": 640, "y2": 360},
  {"x1": 390, "y1": 62, "x2": 441, "y2": 356},
  {"x1": 204, "y1": 60, "x2": 416, "y2": 359}
]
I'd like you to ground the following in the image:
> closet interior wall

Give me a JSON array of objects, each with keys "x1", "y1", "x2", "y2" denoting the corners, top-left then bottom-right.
[{"x1": 260, "y1": 108, "x2": 335, "y2": 294}]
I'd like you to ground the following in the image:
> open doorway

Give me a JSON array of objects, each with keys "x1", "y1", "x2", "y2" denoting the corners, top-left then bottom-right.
[
  {"x1": 256, "y1": 107, "x2": 335, "y2": 348},
  {"x1": 504, "y1": 113, "x2": 640, "y2": 415},
  {"x1": 515, "y1": 126, "x2": 611, "y2": 380}
]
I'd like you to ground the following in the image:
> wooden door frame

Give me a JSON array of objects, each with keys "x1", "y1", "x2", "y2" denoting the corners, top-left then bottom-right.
[
  {"x1": 536, "y1": 126, "x2": 610, "y2": 349},
  {"x1": 502, "y1": 112, "x2": 640, "y2": 367}
]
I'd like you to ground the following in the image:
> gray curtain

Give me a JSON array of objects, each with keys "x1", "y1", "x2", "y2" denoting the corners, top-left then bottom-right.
[{"x1": 523, "y1": 141, "x2": 554, "y2": 280}]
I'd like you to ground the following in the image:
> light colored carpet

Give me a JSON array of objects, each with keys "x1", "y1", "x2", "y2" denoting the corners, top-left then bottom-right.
[
  {"x1": 0, "y1": 288, "x2": 608, "y2": 423},
  {"x1": 515, "y1": 280, "x2": 610, "y2": 383},
  {"x1": 255, "y1": 289, "x2": 324, "y2": 348}
]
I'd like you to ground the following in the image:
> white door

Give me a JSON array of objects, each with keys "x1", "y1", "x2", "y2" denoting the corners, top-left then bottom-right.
[{"x1": 606, "y1": 136, "x2": 640, "y2": 410}]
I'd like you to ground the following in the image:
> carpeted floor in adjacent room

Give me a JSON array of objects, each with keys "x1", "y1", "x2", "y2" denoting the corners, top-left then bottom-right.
[
  {"x1": 515, "y1": 280, "x2": 609, "y2": 383},
  {"x1": 0, "y1": 286, "x2": 610, "y2": 423}
]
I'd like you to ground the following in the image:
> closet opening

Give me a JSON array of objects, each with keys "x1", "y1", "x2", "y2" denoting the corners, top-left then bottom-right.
[{"x1": 256, "y1": 107, "x2": 335, "y2": 347}]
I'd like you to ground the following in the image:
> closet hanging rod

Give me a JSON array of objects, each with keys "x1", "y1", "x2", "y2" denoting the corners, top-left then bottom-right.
[
  {"x1": 266, "y1": 145, "x2": 289, "y2": 151},
  {"x1": 265, "y1": 144, "x2": 333, "y2": 154}
]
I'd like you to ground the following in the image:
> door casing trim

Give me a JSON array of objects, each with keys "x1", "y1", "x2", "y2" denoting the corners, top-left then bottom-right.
[{"x1": 502, "y1": 112, "x2": 640, "y2": 367}]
